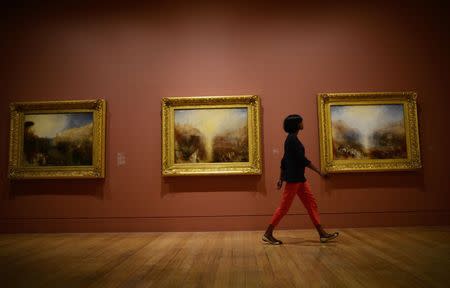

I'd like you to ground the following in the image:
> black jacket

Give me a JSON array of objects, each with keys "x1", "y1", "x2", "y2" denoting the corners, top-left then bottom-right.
[{"x1": 280, "y1": 133, "x2": 311, "y2": 182}]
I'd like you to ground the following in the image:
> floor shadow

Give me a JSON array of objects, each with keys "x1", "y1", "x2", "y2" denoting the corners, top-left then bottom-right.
[{"x1": 262, "y1": 237, "x2": 339, "y2": 247}]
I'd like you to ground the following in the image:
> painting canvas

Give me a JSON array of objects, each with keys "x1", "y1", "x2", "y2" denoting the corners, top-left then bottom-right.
[
  {"x1": 162, "y1": 95, "x2": 262, "y2": 176},
  {"x1": 9, "y1": 100, "x2": 106, "y2": 179},
  {"x1": 23, "y1": 113, "x2": 94, "y2": 166},
  {"x1": 318, "y1": 92, "x2": 421, "y2": 173},
  {"x1": 331, "y1": 104, "x2": 407, "y2": 160},
  {"x1": 174, "y1": 108, "x2": 248, "y2": 163}
]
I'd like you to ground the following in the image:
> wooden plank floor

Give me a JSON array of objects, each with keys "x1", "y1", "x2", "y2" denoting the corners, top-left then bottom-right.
[{"x1": 0, "y1": 226, "x2": 449, "y2": 288}]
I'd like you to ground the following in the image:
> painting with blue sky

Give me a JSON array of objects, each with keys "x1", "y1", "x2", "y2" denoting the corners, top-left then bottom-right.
[
  {"x1": 330, "y1": 104, "x2": 407, "y2": 159},
  {"x1": 23, "y1": 112, "x2": 94, "y2": 166},
  {"x1": 174, "y1": 108, "x2": 248, "y2": 163}
]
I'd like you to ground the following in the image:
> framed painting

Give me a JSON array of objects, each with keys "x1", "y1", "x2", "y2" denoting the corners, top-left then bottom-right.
[
  {"x1": 318, "y1": 92, "x2": 421, "y2": 173},
  {"x1": 161, "y1": 95, "x2": 262, "y2": 176},
  {"x1": 9, "y1": 99, "x2": 106, "y2": 179}
]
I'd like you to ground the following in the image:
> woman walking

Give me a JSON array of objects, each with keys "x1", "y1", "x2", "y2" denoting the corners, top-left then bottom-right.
[{"x1": 263, "y1": 114, "x2": 339, "y2": 245}]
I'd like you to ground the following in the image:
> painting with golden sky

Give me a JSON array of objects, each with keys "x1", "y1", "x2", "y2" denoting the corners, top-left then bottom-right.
[
  {"x1": 331, "y1": 104, "x2": 407, "y2": 160},
  {"x1": 174, "y1": 108, "x2": 248, "y2": 163},
  {"x1": 23, "y1": 113, "x2": 94, "y2": 166}
]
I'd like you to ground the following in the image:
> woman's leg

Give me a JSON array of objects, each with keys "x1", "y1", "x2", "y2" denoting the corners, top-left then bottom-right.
[
  {"x1": 297, "y1": 182, "x2": 339, "y2": 242},
  {"x1": 263, "y1": 182, "x2": 299, "y2": 244},
  {"x1": 296, "y1": 182, "x2": 321, "y2": 226},
  {"x1": 270, "y1": 182, "x2": 299, "y2": 226}
]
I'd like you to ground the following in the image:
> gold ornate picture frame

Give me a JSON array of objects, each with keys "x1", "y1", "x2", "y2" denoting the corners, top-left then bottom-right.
[
  {"x1": 318, "y1": 92, "x2": 421, "y2": 173},
  {"x1": 161, "y1": 95, "x2": 262, "y2": 176},
  {"x1": 9, "y1": 99, "x2": 106, "y2": 179}
]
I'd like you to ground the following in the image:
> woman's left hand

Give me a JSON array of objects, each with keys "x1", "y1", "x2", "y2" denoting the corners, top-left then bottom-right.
[{"x1": 276, "y1": 179, "x2": 283, "y2": 190}]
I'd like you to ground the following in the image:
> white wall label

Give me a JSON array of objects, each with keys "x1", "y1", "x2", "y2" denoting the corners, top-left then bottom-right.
[{"x1": 117, "y1": 152, "x2": 126, "y2": 166}]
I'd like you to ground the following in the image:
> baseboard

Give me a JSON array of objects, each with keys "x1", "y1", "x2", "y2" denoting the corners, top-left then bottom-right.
[{"x1": 1, "y1": 210, "x2": 449, "y2": 233}]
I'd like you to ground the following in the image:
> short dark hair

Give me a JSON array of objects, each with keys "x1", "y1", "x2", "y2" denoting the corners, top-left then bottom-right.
[{"x1": 283, "y1": 114, "x2": 303, "y2": 133}]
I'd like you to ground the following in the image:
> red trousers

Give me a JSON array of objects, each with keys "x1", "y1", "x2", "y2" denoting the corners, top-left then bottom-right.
[{"x1": 270, "y1": 181, "x2": 321, "y2": 226}]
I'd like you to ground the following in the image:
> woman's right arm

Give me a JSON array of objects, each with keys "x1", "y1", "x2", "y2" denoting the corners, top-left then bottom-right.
[{"x1": 307, "y1": 162, "x2": 327, "y2": 178}]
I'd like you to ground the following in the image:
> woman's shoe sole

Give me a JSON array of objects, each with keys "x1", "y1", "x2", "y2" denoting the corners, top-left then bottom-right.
[
  {"x1": 262, "y1": 235, "x2": 282, "y2": 245},
  {"x1": 320, "y1": 232, "x2": 339, "y2": 243}
]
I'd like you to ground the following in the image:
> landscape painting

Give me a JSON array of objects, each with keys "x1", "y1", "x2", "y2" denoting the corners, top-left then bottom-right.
[
  {"x1": 318, "y1": 92, "x2": 421, "y2": 173},
  {"x1": 161, "y1": 95, "x2": 262, "y2": 176},
  {"x1": 22, "y1": 112, "x2": 94, "y2": 166},
  {"x1": 9, "y1": 99, "x2": 106, "y2": 179},
  {"x1": 174, "y1": 108, "x2": 249, "y2": 163},
  {"x1": 331, "y1": 104, "x2": 407, "y2": 160}
]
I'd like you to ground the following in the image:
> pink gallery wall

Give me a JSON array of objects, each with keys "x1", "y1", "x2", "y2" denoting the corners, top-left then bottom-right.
[{"x1": 0, "y1": 1, "x2": 449, "y2": 232}]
